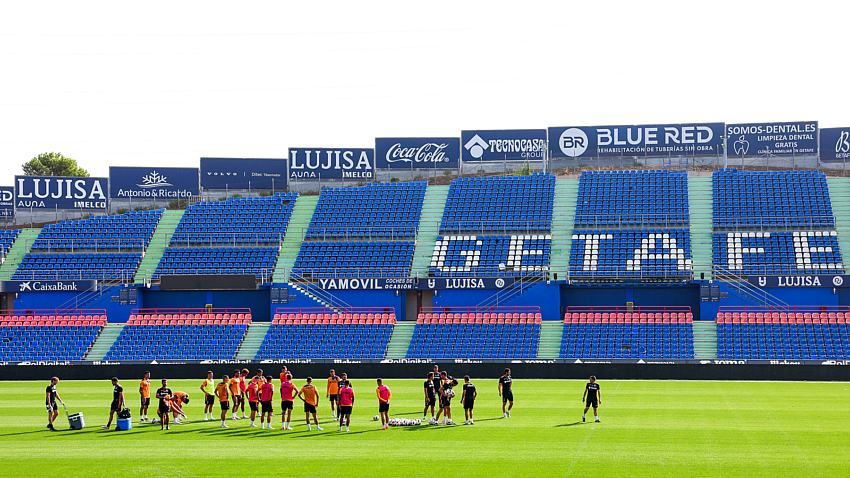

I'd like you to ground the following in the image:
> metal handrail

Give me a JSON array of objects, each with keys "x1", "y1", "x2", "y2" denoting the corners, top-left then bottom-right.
[{"x1": 712, "y1": 266, "x2": 789, "y2": 308}]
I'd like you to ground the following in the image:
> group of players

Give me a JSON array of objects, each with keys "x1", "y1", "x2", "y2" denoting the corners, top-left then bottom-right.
[{"x1": 45, "y1": 366, "x2": 603, "y2": 432}]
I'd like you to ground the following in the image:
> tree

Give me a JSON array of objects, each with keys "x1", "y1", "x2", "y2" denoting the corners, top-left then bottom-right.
[{"x1": 22, "y1": 152, "x2": 89, "y2": 177}]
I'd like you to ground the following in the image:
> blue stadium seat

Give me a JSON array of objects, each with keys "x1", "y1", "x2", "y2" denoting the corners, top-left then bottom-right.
[
  {"x1": 569, "y1": 229, "x2": 692, "y2": 279},
  {"x1": 429, "y1": 234, "x2": 550, "y2": 277},
  {"x1": 105, "y1": 314, "x2": 249, "y2": 361},
  {"x1": 31, "y1": 210, "x2": 162, "y2": 250},
  {"x1": 256, "y1": 314, "x2": 393, "y2": 359},
  {"x1": 13, "y1": 251, "x2": 143, "y2": 281},
  {"x1": 170, "y1": 193, "x2": 298, "y2": 246},
  {"x1": 153, "y1": 246, "x2": 279, "y2": 279},
  {"x1": 292, "y1": 241, "x2": 415, "y2": 278},
  {"x1": 713, "y1": 169, "x2": 834, "y2": 229},
  {"x1": 440, "y1": 173, "x2": 554, "y2": 234},
  {"x1": 307, "y1": 183, "x2": 426, "y2": 239},
  {"x1": 713, "y1": 231, "x2": 843, "y2": 275},
  {"x1": 559, "y1": 313, "x2": 694, "y2": 359},
  {"x1": 716, "y1": 313, "x2": 847, "y2": 360},
  {"x1": 576, "y1": 170, "x2": 688, "y2": 226},
  {"x1": 0, "y1": 314, "x2": 105, "y2": 361},
  {"x1": 406, "y1": 315, "x2": 540, "y2": 359}
]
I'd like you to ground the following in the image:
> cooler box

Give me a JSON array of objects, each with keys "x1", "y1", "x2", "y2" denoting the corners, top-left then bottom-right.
[
  {"x1": 68, "y1": 412, "x2": 85, "y2": 430},
  {"x1": 116, "y1": 418, "x2": 132, "y2": 431}
]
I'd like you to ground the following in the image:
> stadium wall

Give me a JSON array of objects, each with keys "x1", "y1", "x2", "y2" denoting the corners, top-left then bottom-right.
[
  {"x1": 13, "y1": 288, "x2": 135, "y2": 323},
  {"x1": 140, "y1": 288, "x2": 271, "y2": 320},
  {"x1": 560, "y1": 284, "x2": 700, "y2": 317},
  {"x1": 4, "y1": 362, "x2": 850, "y2": 382},
  {"x1": 432, "y1": 282, "x2": 561, "y2": 320}
]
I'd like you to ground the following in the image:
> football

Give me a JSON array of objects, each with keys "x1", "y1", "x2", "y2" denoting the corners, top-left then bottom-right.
[
  {"x1": 445, "y1": 389, "x2": 455, "y2": 398},
  {"x1": 428, "y1": 418, "x2": 437, "y2": 425},
  {"x1": 373, "y1": 415, "x2": 379, "y2": 421}
]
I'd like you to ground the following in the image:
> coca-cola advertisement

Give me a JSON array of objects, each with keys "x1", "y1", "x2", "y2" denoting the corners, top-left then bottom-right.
[{"x1": 375, "y1": 137, "x2": 460, "y2": 169}]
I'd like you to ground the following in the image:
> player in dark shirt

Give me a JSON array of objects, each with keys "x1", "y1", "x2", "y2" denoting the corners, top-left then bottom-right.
[
  {"x1": 155, "y1": 379, "x2": 174, "y2": 430},
  {"x1": 436, "y1": 374, "x2": 458, "y2": 425},
  {"x1": 45, "y1": 376, "x2": 64, "y2": 431},
  {"x1": 102, "y1": 377, "x2": 124, "y2": 430},
  {"x1": 498, "y1": 368, "x2": 513, "y2": 418},
  {"x1": 423, "y1": 372, "x2": 437, "y2": 421},
  {"x1": 461, "y1": 375, "x2": 477, "y2": 425},
  {"x1": 582, "y1": 375, "x2": 601, "y2": 423}
]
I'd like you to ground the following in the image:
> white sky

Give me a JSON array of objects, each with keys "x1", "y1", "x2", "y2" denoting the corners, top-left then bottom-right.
[{"x1": 0, "y1": 0, "x2": 847, "y2": 185}]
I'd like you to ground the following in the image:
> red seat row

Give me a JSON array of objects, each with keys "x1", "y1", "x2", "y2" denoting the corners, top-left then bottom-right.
[
  {"x1": 565, "y1": 312, "x2": 693, "y2": 320},
  {"x1": 127, "y1": 316, "x2": 251, "y2": 326},
  {"x1": 271, "y1": 314, "x2": 396, "y2": 325},
  {"x1": 0, "y1": 315, "x2": 106, "y2": 327},
  {"x1": 717, "y1": 312, "x2": 845, "y2": 320},
  {"x1": 418, "y1": 312, "x2": 542, "y2": 320},
  {"x1": 564, "y1": 317, "x2": 692, "y2": 324},
  {"x1": 417, "y1": 317, "x2": 541, "y2": 324},
  {"x1": 717, "y1": 317, "x2": 846, "y2": 324}
]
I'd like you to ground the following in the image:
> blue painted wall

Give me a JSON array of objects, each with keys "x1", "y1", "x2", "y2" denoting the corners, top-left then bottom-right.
[
  {"x1": 699, "y1": 282, "x2": 841, "y2": 320},
  {"x1": 432, "y1": 282, "x2": 561, "y2": 320},
  {"x1": 560, "y1": 285, "x2": 701, "y2": 318},
  {"x1": 140, "y1": 289, "x2": 271, "y2": 320},
  {"x1": 13, "y1": 286, "x2": 138, "y2": 323}
]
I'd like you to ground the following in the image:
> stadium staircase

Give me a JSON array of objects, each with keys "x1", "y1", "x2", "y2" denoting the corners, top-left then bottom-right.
[
  {"x1": 135, "y1": 210, "x2": 185, "y2": 284},
  {"x1": 692, "y1": 320, "x2": 717, "y2": 359},
  {"x1": 548, "y1": 178, "x2": 577, "y2": 279},
  {"x1": 273, "y1": 195, "x2": 319, "y2": 283},
  {"x1": 235, "y1": 322, "x2": 270, "y2": 359},
  {"x1": 410, "y1": 185, "x2": 450, "y2": 277},
  {"x1": 688, "y1": 175, "x2": 714, "y2": 280},
  {"x1": 385, "y1": 321, "x2": 416, "y2": 359},
  {"x1": 0, "y1": 228, "x2": 41, "y2": 280},
  {"x1": 289, "y1": 283, "x2": 344, "y2": 312},
  {"x1": 83, "y1": 323, "x2": 125, "y2": 361},
  {"x1": 827, "y1": 177, "x2": 850, "y2": 266},
  {"x1": 536, "y1": 320, "x2": 564, "y2": 358}
]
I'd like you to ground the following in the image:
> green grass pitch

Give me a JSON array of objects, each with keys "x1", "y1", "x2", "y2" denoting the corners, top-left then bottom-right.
[{"x1": 2, "y1": 378, "x2": 849, "y2": 477}]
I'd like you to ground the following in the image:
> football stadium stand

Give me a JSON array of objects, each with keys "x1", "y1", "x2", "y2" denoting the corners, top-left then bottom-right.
[
  {"x1": 256, "y1": 309, "x2": 395, "y2": 359},
  {"x1": 440, "y1": 173, "x2": 554, "y2": 234},
  {"x1": 306, "y1": 182, "x2": 426, "y2": 239},
  {"x1": 428, "y1": 234, "x2": 551, "y2": 277},
  {"x1": 13, "y1": 252, "x2": 143, "y2": 281},
  {"x1": 716, "y1": 309, "x2": 849, "y2": 360},
  {"x1": 291, "y1": 241, "x2": 415, "y2": 278},
  {"x1": 105, "y1": 310, "x2": 250, "y2": 360},
  {"x1": 560, "y1": 308, "x2": 695, "y2": 359},
  {"x1": 0, "y1": 229, "x2": 21, "y2": 256},
  {"x1": 170, "y1": 193, "x2": 298, "y2": 245},
  {"x1": 575, "y1": 170, "x2": 689, "y2": 226},
  {"x1": 291, "y1": 183, "x2": 426, "y2": 278},
  {"x1": 406, "y1": 308, "x2": 542, "y2": 359},
  {"x1": 712, "y1": 169, "x2": 834, "y2": 229},
  {"x1": 0, "y1": 310, "x2": 106, "y2": 361},
  {"x1": 713, "y1": 231, "x2": 843, "y2": 275},
  {"x1": 152, "y1": 246, "x2": 279, "y2": 279},
  {"x1": 569, "y1": 229, "x2": 692, "y2": 279},
  {"x1": 712, "y1": 169, "x2": 841, "y2": 276},
  {"x1": 570, "y1": 171, "x2": 692, "y2": 281},
  {"x1": 31, "y1": 210, "x2": 163, "y2": 250}
]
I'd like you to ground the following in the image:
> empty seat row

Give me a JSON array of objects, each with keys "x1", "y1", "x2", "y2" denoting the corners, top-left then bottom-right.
[
  {"x1": 440, "y1": 173, "x2": 554, "y2": 233},
  {"x1": 307, "y1": 182, "x2": 426, "y2": 238},
  {"x1": 256, "y1": 323, "x2": 393, "y2": 359},
  {"x1": 171, "y1": 193, "x2": 298, "y2": 245}
]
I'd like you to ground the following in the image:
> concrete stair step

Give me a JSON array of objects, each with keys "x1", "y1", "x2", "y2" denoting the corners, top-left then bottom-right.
[
  {"x1": 235, "y1": 322, "x2": 271, "y2": 359},
  {"x1": 84, "y1": 323, "x2": 125, "y2": 361},
  {"x1": 385, "y1": 322, "x2": 416, "y2": 359}
]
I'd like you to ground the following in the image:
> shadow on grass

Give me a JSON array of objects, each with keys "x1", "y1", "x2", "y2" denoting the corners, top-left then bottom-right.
[{"x1": 554, "y1": 421, "x2": 588, "y2": 427}]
